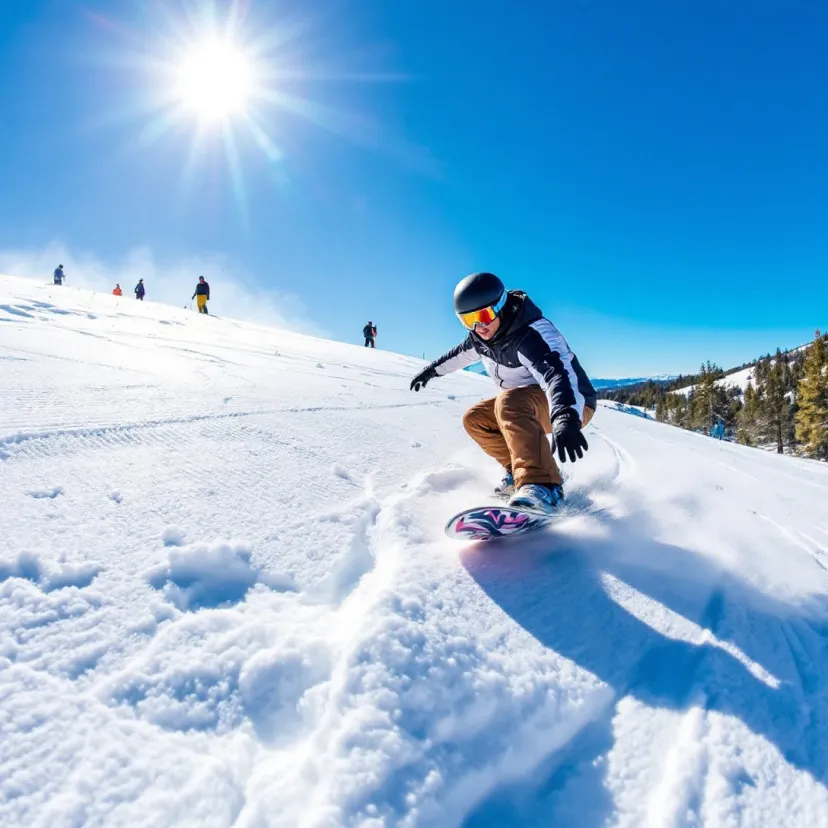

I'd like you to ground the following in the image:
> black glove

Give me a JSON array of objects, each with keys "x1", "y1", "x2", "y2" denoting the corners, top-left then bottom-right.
[
  {"x1": 551, "y1": 408, "x2": 588, "y2": 463},
  {"x1": 410, "y1": 366, "x2": 437, "y2": 392}
]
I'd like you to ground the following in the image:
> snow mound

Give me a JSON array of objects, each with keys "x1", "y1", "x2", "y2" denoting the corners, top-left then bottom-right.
[
  {"x1": 100, "y1": 607, "x2": 331, "y2": 739},
  {"x1": 145, "y1": 541, "x2": 297, "y2": 611},
  {"x1": 0, "y1": 550, "x2": 100, "y2": 592},
  {"x1": 26, "y1": 485, "x2": 64, "y2": 499}
]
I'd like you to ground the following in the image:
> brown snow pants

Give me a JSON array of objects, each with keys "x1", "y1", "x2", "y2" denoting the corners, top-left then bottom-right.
[{"x1": 462, "y1": 386, "x2": 595, "y2": 489}]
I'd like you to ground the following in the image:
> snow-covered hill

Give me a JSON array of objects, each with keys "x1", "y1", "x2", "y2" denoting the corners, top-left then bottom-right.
[
  {"x1": 674, "y1": 365, "x2": 756, "y2": 398},
  {"x1": 673, "y1": 347, "x2": 809, "y2": 398},
  {"x1": 3, "y1": 275, "x2": 828, "y2": 828}
]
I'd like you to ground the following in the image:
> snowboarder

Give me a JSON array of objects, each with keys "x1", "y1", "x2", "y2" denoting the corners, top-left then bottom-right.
[
  {"x1": 134, "y1": 279, "x2": 145, "y2": 301},
  {"x1": 409, "y1": 272, "x2": 596, "y2": 514},
  {"x1": 363, "y1": 321, "x2": 377, "y2": 348},
  {"x1": 192, "y1": 276, "x2": 210, "y2": 314},
  {"x1": 112, "y1": 284, "x2": 122, "y2": 296},
  {"x1": 53, "y1": 265, "x2": 65, "y2": 285}
]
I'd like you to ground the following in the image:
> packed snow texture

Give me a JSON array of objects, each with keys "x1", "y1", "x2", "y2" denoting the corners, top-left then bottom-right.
[{"x1": 2, "y1": 275, "x2": 828, "y2": 827}]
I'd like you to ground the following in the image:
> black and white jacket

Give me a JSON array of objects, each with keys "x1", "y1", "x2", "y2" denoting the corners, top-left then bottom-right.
[{"x1": 429, "y1": 292, "x2": 597, "y2": 421}]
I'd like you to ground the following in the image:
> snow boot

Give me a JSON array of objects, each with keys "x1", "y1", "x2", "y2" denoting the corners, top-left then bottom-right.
[
  {"x1": 508, "y1": 483, "x2": 564, "y2": 515},
  {"x1": 494, "y1": 470, "x2": 515, "y2": 499}
]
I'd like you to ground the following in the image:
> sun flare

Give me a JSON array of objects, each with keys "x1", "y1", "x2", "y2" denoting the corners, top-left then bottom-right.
[
  {"x1": 123, "y1": 4, "x2": 407, "y2": 223},
  {"x1": 175, "y1": 37, "x2": 255, "y2": 121}
]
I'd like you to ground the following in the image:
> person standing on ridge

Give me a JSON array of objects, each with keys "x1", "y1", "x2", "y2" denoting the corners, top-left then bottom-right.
[
  {"x1": 134, "y1": 279, "x2": 145, "y2": 300},
  {"x1": 363, "y1": 321, "x2": 377, "y2": 347},
  {"x1": 409, "y1": 272, "x2": 596, "y2": 515},
  {"x1": 192, "y1": 276, "x2": 210, "y2": 314},
  {"x1": 112, "y1": 284, "x2": 122, "y2": 296},
  {"x1": 53, "y1": 265, "x2": 65, "y2": 285}
]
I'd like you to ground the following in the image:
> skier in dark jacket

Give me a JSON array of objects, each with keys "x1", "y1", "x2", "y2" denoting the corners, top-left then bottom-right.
[
  {"x1": 410, "y1": 272, "x2": 596, "y2": 514},
  {"x1": 363, "y1": 321, "x2": 377, "y2": 348},
  {"x1": 134, "y1": 279, "x2": 145, "y2": 300},
  {"x1": 192, "y1": 276, "x2": 210, "y2": 314},
  {"x1": 53, "y1": 265, "x2": 65, "y2": 285}
]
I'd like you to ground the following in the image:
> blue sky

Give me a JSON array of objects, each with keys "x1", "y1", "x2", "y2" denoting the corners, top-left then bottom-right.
[{"x1": 0, "y1": 0, "x2": 826, "y2": 377}]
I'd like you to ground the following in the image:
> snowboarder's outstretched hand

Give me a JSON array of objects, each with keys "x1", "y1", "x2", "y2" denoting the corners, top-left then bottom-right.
[
  {"x1": 551, "y1": 409, "x2": 588, "y2": 463},
  {"x1": 410, "y1": 366, "x2": 437, "y2": 392}
]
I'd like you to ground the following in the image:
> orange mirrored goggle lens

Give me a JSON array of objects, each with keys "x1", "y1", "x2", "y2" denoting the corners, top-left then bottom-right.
[{"x1": 457, "y1": 295, "x2": 506, "y2": 330}]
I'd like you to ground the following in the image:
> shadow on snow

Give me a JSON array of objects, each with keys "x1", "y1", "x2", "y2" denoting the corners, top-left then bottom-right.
[{"x1": 461, "y1": 498, "x2": 828, "y2": 827}]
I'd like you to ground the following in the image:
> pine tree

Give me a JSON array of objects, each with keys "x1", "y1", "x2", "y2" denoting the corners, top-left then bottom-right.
[
  {"x1": 737, "y1": 381, "x2": 760, "y2": 445},
  {"x1": 791, "y1": 350, "x2": 807, "y2": 394},
  {"x1": 690, "y1": 362, "x2": 729, "y2": 432},
  {"x1": 795, "y1": 330, "x2": 828, "y2": 460},
  {"x1": 760, "y1": 354, "x2": 794, "y2": 453},
  {"x1": 724, "y1": 387, "x2": 743, "y2": 435},
  {"x1": 676, "y1": 394, "x2": 692, "y2": 430},
  {"x1": 753, "y1": 356, "x2": 770, "y2": 389}
]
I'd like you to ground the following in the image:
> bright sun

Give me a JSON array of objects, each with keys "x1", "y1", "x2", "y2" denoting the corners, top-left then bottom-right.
[{"x1": 175, "y1": 38, "x2": 255, "y2": 122}]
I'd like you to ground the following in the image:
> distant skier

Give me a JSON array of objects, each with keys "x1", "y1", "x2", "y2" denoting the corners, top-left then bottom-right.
[
  {"x1": 409, "y1": 272, "x2": 596, "y2": 514},
  {"x1": 711, "y1": 421, "x2": 725, "y2": 440},
  {"x1": 112, "y1": 284, "x2": 122, "y2": 296},
  {"x1": 53, "y1": 265, "x2": 65, "y2": 285},
  {"x1": 134, "y1": 279, "x2": 145, "y2": 300},
  {"x1": 363, "y1": 321, "x2": 377, "y2": 348},
  {"x1": 192, "y1": 276, "x2": 210, "y2": 314}
]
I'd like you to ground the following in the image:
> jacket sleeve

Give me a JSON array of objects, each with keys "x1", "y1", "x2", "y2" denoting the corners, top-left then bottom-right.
[
  {"x1": 515, "y1": 321, "x2": 585, "y2": 420},
  {"x1": 430, "y1": 336, "x2": 480, "y2": 376}
]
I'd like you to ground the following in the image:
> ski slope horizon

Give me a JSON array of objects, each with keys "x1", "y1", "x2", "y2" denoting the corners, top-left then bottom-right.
[{"x1": 3, "y1": 275, "x2": 828, "y2": 827}]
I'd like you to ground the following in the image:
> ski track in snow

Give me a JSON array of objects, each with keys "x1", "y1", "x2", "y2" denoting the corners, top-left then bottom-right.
[{"x1": 2, "y1": 275, "x2": 828, "y2": 828}]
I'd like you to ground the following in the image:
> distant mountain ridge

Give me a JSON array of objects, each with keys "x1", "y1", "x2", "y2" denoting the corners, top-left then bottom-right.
[
  {"x1": 464, "y1": 362, "x2": 675, "y2": 391},
  {"x1": 592, "y1": 375, "x2": 676, "y2": 390}
]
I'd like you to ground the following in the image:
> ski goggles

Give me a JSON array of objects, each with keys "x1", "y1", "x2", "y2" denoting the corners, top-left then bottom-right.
[{"x1": 456, "y1": 294, "x2": 507, "y2": 330}]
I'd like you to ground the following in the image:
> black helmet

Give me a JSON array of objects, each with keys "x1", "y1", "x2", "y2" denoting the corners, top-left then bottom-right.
[{"x1": 453, "y1": 272, "x2": 505, "y2": 314}]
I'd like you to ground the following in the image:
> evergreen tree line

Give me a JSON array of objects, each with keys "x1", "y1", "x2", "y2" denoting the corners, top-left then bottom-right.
[{"x1": 602, "y1": 331, "x2": 828, "y2": 460}]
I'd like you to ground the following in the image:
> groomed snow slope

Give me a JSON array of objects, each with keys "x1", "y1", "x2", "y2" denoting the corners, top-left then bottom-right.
[{"x1": 2, "y1": 275, "x2": 828, "y2": 828}]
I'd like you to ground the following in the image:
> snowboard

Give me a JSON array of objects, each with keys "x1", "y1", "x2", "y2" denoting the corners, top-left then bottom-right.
[{"x1": 445, "y1": 505, "x2": 556, "y2": 542}]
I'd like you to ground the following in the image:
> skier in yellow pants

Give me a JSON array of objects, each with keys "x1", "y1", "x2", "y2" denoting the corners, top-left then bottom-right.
[{"x1": 193, "y1": 276, "x2": 210, "y2": 314}]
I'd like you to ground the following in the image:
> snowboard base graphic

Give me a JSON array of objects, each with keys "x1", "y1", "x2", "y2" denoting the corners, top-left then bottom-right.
[{"x1": 445, "y1": 505, "x2": 556, "y2": 542}]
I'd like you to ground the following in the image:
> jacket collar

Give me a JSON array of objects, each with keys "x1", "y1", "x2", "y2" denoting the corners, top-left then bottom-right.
[{"x1": 470, "y1": 291, "x2": 543, "y2": 346}]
